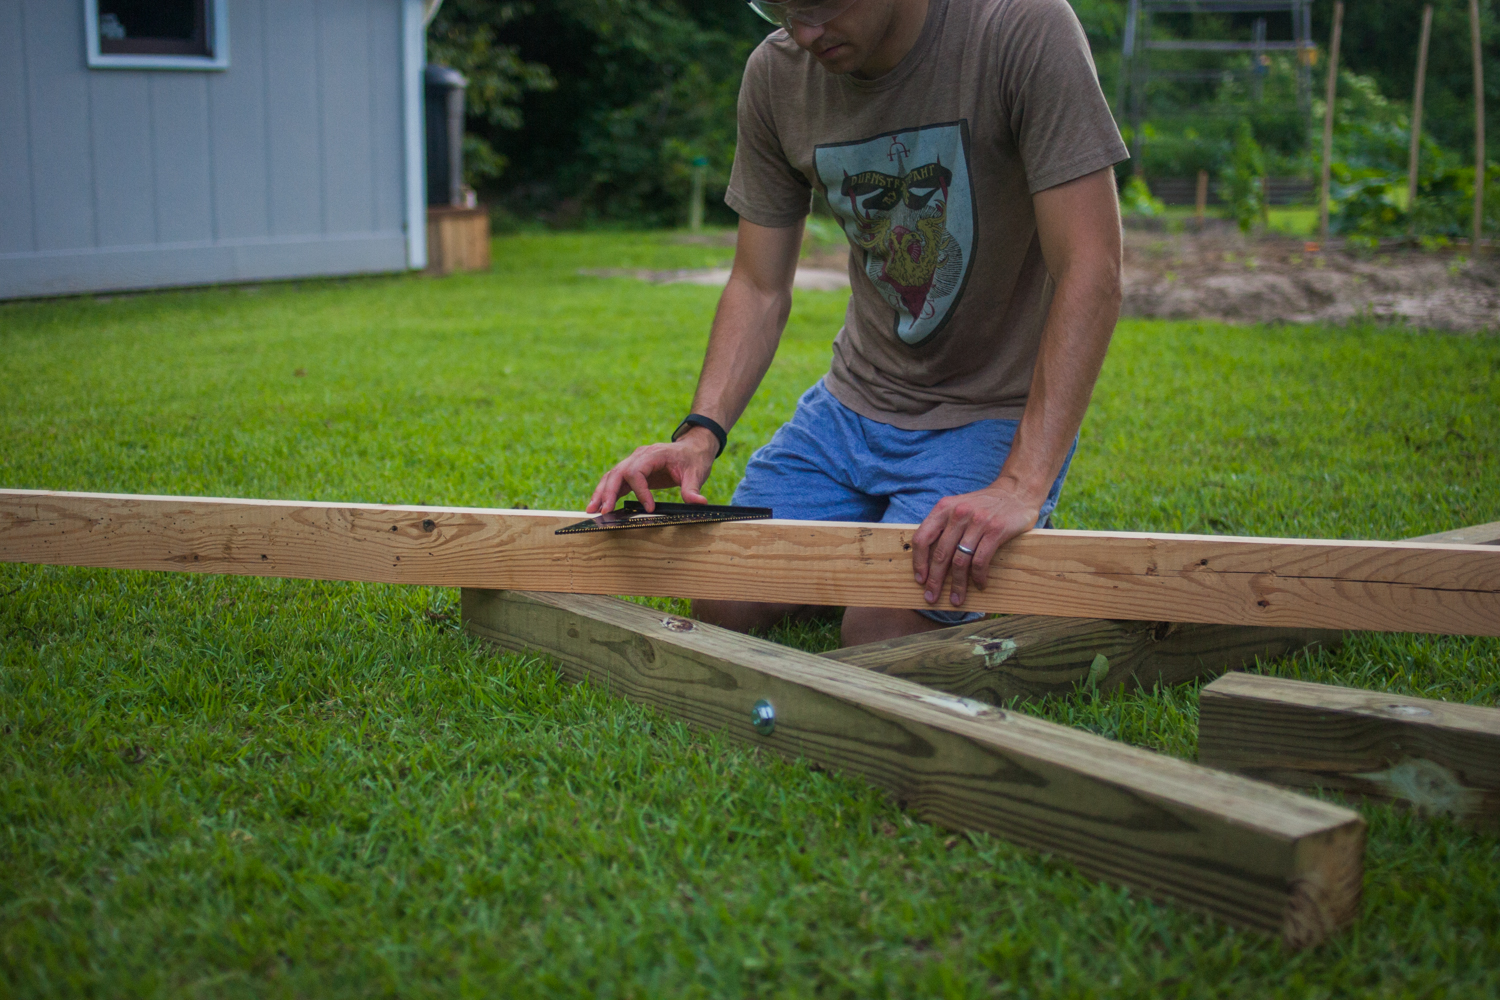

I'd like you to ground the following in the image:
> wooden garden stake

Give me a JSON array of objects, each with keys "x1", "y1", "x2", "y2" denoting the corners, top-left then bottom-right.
[
  {"x1": 1318, "y1": 1, "x2": 1344, "y2": 247},
  {"x1": 1196, "y1": 169, "x2": 1209, "y2": 223},
  {"x1": 1471, "y1": 0, "x2": 1486, "y2": 254},
  {"x1": 1408, "y1": 4, "x2": 1433, "y2": 242}
]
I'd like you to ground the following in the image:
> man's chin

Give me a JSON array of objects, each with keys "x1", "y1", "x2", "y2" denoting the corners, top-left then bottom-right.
[{"x1": 813, "y1": 44, "x2": 864, "y2": 74}]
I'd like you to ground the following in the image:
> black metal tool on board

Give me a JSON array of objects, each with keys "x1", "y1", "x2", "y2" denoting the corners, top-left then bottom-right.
[{"x1": 555, "y1": 500, "x2": 773, "y2": 535}]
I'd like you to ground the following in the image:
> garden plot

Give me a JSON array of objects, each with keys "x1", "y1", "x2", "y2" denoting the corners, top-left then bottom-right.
[
  {"x1": 628, "y1": 228, "x2": 1500, "y2": 331},
  {"x1": 1120, "y1": 230, "x2": 1500, "y2": 331}
]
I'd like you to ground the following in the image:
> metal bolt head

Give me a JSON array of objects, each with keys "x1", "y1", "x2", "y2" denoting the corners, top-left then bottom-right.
[{"x1": 751, "y1": 699, "x2": 775, "y2": 736}]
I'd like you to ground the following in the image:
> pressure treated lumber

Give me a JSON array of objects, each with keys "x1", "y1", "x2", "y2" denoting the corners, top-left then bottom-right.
[
  {"x1": 1199, "y1": 674, "x2": 1500, "y2": 829},
  {"x1": 3, "y1": 489, "x2": 1500, "y2": 635},
  {"x1": 823, "y1": 616, "x2": 1341, "y2": 706},
  {"x1": 462, "y1": 588, "x2": 1365, "y2": 945},
  {"x1": 1408, "y1": 521, "x2": 1500, "y2": 545}
]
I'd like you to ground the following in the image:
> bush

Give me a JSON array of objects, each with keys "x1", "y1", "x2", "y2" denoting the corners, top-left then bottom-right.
[
  {"x1": 1218, "y1": 121, "x2": 1267, "y2": 233},
  {"x1": 1119, "y1": 175, "x2": 1166, "y2": 217}
]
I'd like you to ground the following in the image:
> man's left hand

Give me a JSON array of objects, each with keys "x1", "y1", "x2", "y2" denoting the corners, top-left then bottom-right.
[{"x1": 910, "y1": 479, "x2": 1046, "y2": 607}]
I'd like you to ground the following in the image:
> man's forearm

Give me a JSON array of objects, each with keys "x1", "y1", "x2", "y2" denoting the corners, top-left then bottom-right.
[
  {"x1": 688, "y1": 271, "x2": 794, "y2": 433},
  {"x1": 995, "y1": 258, "x2": 1120, "y2": 501}
]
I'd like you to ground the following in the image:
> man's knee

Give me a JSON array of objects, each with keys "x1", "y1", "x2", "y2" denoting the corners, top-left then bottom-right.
[
  {"x1": 691, "y1": 599, "x2": 809, "y2": 634},
  {"x1": 840, "y1": 606, "x2": 951, "y2": 647}
]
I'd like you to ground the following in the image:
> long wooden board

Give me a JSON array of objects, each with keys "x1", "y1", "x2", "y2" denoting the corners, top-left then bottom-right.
[
  {"x1": 461, "y1": 589, "x2": 1365, "y2": 946},
  {"x1": 1408, "y1": 520, "x2": 1500, "y2": 545},
  {"x1": 823, "y1": 616, "x2": 1341, "y2": 705},
  {"x1": 3, "y1": 489, "x2": 1499, "y2": 634},
  {"x1": 1199, "y1": 673, "x2": 1500, "y2": 829}
]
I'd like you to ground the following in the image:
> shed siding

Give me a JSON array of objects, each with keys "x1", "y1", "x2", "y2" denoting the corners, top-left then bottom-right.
[
  {"x1": 89, "y1": 72, "x2": 157, "y2": 247},
  {"x1": 25, "y1": 1, "x2": 97, "y2": 253},
  {"x1": 208, "y1": 0, "x2": 270, "y2": 241},
  {"x1": 0, "y1": 0, "x2": 414, "y2": 299},
  {"x1": 0, "y1": 2, "x2": 36, "y2": 255}
]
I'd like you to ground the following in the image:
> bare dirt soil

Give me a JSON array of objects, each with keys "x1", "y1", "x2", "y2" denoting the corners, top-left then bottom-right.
[
  {"x1": 1116, "y1": 227, "x2": 1499, "y2": 332},
  {"x1": 603, "y1": 228, "x2": 1500, "y2": 332}
]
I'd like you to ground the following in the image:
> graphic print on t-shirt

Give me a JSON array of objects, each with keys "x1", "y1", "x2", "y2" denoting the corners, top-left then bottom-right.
[{"x1": 814, "y1": 121, "x2": 976, "y2": 347}]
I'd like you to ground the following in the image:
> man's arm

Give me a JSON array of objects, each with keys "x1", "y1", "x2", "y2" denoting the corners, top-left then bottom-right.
[
  {"x1": 910, "y1": 166, "x2": 1123, "y2": 606},
  {"x1": 587, "y1": 218, "x2": 804, "y2": 513}
]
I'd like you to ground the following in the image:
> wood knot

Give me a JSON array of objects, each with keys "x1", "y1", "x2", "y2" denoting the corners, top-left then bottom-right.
[
  {"x1": 421, "y1": 519, "x2": 435, "y2": 532},
  {"x1": 661, "y1": 617, "x2": 695, "y2": 633}
]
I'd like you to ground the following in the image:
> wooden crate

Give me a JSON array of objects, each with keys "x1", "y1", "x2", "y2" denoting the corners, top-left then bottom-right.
[{"x1": 425, "y1": 206, "x2": 491, "y2": 274}]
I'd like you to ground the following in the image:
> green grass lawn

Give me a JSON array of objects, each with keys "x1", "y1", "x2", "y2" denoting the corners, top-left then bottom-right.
[{"x1": 2, "y1": 231, "x2": 1498, "y2": 998}]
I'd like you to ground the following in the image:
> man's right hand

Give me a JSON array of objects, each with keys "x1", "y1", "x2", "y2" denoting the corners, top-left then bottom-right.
[{"x1": 585, "y1": 425, "x2": 719, "y2": 514}]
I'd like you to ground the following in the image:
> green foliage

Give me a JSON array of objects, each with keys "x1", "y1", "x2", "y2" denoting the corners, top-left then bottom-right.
[
  {"x1": 2, "y1": 234, "x2": 1500, "y2": 995},
  {"x1": 1118, "y1": 174, "x2": 1165, "y2": 217},
  {"x1": 1306, "y1": 72, "x2": 1500, "y2": 240},
  {"x1": 1310, "y1": 0, "x2": 1500, "y2": 165},
  {"x1": 427, "y1": 1, "x2": 556, "y2": 188},
  {"x1": 1217, "y1": 120, "x2": 1267, "y2": 233},
  {"x1": 435, "y1": 0, "x2": 766, "y2": 226}
]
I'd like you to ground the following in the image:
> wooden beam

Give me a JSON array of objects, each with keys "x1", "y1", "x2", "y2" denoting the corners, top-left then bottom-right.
[
  {"x1": 462, "y1": 589, "x2": 1365, "y2": 946},
  {"x1": 2, "y1": 489, "x2": 1499, "y2": 635},
  {"x1": 1199, "y1": 674, "x2": 1500, "y2": 830},
  {"x1": 823, "y1": 617, "x2": 1341, "y2": 706},
  {"x1": 822, "y1": 523, "x2": 1460, "y2": 704},
  {"x1": 1406, "y1": 521, "x2": 1500, "y2": 545}
]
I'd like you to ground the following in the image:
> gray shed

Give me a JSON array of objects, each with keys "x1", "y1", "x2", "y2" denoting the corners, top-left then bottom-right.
[{"x1": 0, "y1": 0, "x2": 428, "y2": 300}]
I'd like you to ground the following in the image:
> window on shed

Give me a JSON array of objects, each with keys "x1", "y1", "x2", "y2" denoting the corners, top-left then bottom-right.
[
  {"x1": 97, "y1": 0, "x2": 210, "y2": 57},
  {"x1": 85, "y1": 0, "x2": 229, "y2": 70}
]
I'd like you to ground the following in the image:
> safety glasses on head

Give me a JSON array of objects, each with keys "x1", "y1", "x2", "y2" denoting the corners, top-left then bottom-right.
[{"x1": 746, "y1": 0, "x2": 862, "y2": 30}]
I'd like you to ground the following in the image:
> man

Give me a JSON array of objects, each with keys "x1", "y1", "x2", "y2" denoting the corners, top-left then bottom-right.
[{"x1": 588, "y1": 0, "x2": 1126, "y2": 646}]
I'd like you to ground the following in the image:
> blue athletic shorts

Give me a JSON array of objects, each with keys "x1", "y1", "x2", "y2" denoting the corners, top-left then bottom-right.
[{"x1": 732, "y1": 379, "x2": 1076, "y2": 625}]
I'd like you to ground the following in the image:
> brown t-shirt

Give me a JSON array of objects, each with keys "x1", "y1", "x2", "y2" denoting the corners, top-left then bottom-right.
[{"x1": 725, "y1": 0, "x2": 1127, "y2": 429}]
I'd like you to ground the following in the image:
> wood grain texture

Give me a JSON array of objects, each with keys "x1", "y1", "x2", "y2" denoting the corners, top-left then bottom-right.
[
  {"x1": 1199, "y1": 674, "x2": 1500, "y2": 829},
  {"x1": 1408, "y1": 521, "x2": 1500, "y2": 545},
  {"x1": 462, "y1": 589, "x2": 1365, "y2": 945},
  {"x1": 823, "y1": 617, "x2": 1342, "y2": 705},
  {"x1": 2, "y1": 489, "x2": 1499, "y2": 634}
]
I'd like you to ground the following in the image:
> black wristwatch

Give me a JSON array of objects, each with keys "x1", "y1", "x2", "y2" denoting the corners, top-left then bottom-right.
[{"x1": 671, "y1": 413, "x2": 727, "y2": 457}]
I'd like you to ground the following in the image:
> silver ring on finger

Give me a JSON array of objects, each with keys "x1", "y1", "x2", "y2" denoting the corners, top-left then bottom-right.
[{"x1": 955, "y1": 542, "x2": 976, "y2": 556}]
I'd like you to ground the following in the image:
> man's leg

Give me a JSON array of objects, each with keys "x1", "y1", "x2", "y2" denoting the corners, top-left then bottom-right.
[
  {"x1": 832, "y1": 419, "x2": 1078, "y2": 647},
  {"x1": 840, "y1": 606, "x2": 952, "y2": 646},
  {"x1": 700, "y1": 382, "x2": 883, "y2": 634},
  {"x1": 691, "y1": 599, "x2": 821, "y2": 632}
]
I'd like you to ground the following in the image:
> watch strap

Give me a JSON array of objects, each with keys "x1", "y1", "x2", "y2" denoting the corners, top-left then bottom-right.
[{"x1": 671, "y1": 413, "x2": 727, "y2": 457}]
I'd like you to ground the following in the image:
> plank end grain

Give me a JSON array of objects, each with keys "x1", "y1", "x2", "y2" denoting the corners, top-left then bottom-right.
[
  {"x1": 462, "y1": 589, "x2": 1366, "y2": 945},
  {"x1": 1284, "y1": 818, "x2": 1367, "y2": 949},
  {"x1": 1199, "y1": 673, "x2": 1500, "y2": 830}
]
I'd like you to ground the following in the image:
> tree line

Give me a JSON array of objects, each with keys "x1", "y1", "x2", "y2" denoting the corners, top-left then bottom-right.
[{"x1": 429, "y1": 0, "x2": 1497, "y2": 230}]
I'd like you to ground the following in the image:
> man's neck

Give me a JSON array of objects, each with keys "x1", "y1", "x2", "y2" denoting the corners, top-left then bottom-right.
[{"x1": 851, "y1": 0, "x2": 932, "y2": 79}]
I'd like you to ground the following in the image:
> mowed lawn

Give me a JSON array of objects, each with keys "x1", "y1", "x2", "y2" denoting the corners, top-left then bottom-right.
[{"x1": 1, "y1": 231, "x2": 1498, "y2": 998}]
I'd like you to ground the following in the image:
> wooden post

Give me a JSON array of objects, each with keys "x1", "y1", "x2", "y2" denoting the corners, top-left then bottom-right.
[
  {"x1": 464, "y1": 589, "x2": 1367, "y2": 945},
  {"x1": 1261, "y1": 175, "x2": 1272, "y2": 229},
  {"x1": 689, "y1": 156, "x2": 708, "y2": 234},
  {"x1": 1195, "y1": 169, "x2": 1209, "y2": 224},
  {"x1": 822, "y1": 615, "x2": 1340, "y2": 707},
  {"x1": 1471, "y1": 0, "x2": 1487, "y2": 254},
  {"x1": 1408, "y1": 5, "x2": 1434, "y2": 242},
  {"x1": 1199, "y1": 673, "x2": 1500, "y2": 830},
  {"x1": 1408, "y1": 520, "x2": 1500, "y2": 545},
  {"x1": 1318, "y1": 1, "x2": 1344, "y2": 247}
]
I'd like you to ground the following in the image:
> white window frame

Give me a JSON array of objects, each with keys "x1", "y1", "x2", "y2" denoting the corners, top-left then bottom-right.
[{"x1": 84, "y1": 0, "x2": 231, "y2": 71}]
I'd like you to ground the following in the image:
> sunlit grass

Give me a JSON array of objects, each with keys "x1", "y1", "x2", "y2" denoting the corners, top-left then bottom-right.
[{"x1": 1, "y1": 230, "x2": 1497, "y2": 997}]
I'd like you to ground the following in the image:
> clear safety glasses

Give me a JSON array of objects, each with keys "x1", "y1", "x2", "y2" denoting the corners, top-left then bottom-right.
[{"x1": 746, "y1": 0, "x2": 863, "y2": 30}]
